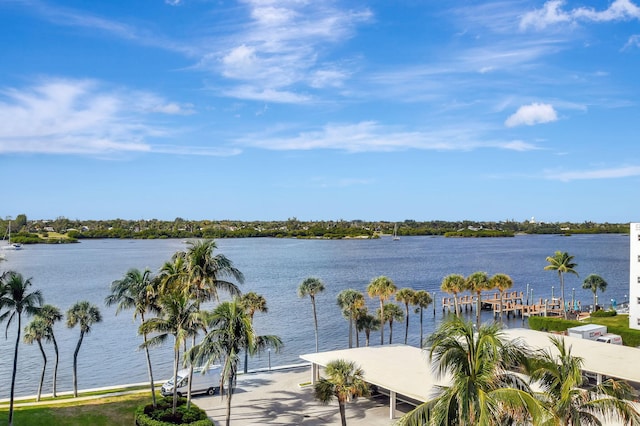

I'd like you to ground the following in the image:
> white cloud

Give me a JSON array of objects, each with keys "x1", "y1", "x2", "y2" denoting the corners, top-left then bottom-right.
[
  {"x1": 235, "y1": 121, "x2": 542, "y2": 153},
  {"x1": 624, "y1": 34, "x2": 640, "y2": 49},
  {"x1": 505, "y1": 103, "x2": 558, "y2": 127},
  {"x1": 0, "y1": 79, "x2": 207, "y2": 156},
  {"x1": 545, "y1": 165, "x2": 640, "y2": 181},
  {"x1": 521, "y1": 0, "x2": 640, "y2": 30}
]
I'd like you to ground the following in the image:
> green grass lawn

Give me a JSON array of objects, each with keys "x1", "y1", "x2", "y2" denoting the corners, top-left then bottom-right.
[
  {"x1": 0, "y1": 393, "x2": 150, "y2": 426},
  {"x1": 584, "y1": 314, "x2": 629, "y2": 328}
]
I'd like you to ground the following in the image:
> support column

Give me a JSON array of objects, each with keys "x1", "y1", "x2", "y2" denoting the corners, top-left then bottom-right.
[
  {"x1": 597, "y1": 373, "x2": 603, "y2": 385},
  {"x1": 311, "y1": 363, "x2": 318, "y2": 385},
  {"x1": 389, "y1": 390, "x2": 397, "y2": 419}
]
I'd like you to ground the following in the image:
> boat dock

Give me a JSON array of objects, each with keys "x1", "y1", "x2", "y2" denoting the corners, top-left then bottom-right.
[{"x1": 441, "y1": 291, "x2": 572, "y2": 318}]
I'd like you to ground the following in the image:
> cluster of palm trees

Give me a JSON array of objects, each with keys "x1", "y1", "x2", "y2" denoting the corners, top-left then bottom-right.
[
  {"x1": 440, "y1": 272, "x2": 514, "y2": 327},
  {"x1": 299, "y1": 275, "x2": 434, "y2": 350},
  {"x1": 398, "y1": 315, "x2": 640, "y2": 425},
  {"x1": 105, "y1": 239, "x2": 281, "y2": 426},
  {"x1": 0, "y1": 268, "x2": 102, "y2": 426}
]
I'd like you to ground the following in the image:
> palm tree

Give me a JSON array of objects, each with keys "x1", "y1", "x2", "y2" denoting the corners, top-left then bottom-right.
[
  {"x1": 23, "y1": 317, "x2": 49, "y2": 401},
  {"x1": 336, "y1": 289, "x2": 365, "y2": 348},
  {"x1": 66, "y1": 301, "x2": 102, "y2": 398},
  {"x1": 189, "y1": 299, "x2": 282, "y2": 426},
  {"x1": 314, "y1": 359, "x2": 370, "y2": 426},
  {"x1": 398, "y1": 316, "x2": 547, "y2": 426},
  {"x1": 105, "y1": 268, "x2": 160, "y2": 407},
  {"x1": 366, "y1": 276, "x2": 397, "y2": 345},
  {"x1": 525, "y1": 336, "x2": 640, "y2": 425},
  {"x1": 0, "y1": 272, "x2": 43, "y2": 426},
  {"x1": 140, "y1": 289, "x2": 199, "y2": 415},
  {"x1": 239, "y1": 291, "x2": 268, "y2": 373},
  {"x1": 395, "y1": 288, "x2": 415, "y2": 345},
  {"x1": 582, "y1": 274, "x2": 608, "y2": 311},
  {"x1": 489, "y1": 273, "x2": 513, "y2": 322},
  {"x1": 35, "y1": 304, "x2": 63, "y2": 398},
  {"x1": 466, "y1": 271, "x2": 490, "y2": 329},
  {"x1": 356, "y1": 312, "x2": 380, "y2": 347},
  {"x1": 544, "y1": 251, "x2": 578, "y2": 319},
  {"x1": 440, "y1": 274, "x2": 466, "y2": 316},
  {"x1": 298, "y1": 277, "x2": 325, "y2": 352},
  {"x1": 412, "y1": 290, "x2": 433, "y2": 346},
  {"x1": 377, "y1": 303, "x2": 404, "y2": 345}
]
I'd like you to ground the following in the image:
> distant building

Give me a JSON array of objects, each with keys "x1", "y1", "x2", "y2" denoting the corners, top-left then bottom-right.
[{"x1": 630, "y1": 223, "x2": 640, "y2": 330}]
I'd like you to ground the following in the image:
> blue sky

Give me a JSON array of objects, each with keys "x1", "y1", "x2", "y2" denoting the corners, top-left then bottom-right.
[{"x1": 1, "y1": 0, "x2": 640, "y2": 222}]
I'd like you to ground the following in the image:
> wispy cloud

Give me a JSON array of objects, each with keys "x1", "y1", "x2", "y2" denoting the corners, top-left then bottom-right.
[
  {"x1": 505, "y1": 103, "x2": 558, "y2": 127},
  {"x1": 310, "y1": 176, "x2": 374, "y2": 188},
  {"x1": 520, "y1": 0, "x2": 640, "y2": 31},
  {"x1": 235, "y1": 121, "x2": 542, "y2": 153},
  {"x1": 545, "y1": 165, "x2": 640, "y2": 181},
  {"x1": 198, "y1": 1, "x2": 373, "y2": 103},
  {"x1": 0, "y1": 78, "x2": 226, "y2": 156}
]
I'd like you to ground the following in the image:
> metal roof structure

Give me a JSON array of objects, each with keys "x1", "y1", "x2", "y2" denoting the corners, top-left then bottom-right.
[{"x1": 301, "y1": 328, "x2": 640, "y2": 419}]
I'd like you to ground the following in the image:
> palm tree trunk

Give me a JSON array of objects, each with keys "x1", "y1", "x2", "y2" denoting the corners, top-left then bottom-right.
[
  {"x1": 142, "y1": 331, "x2": 156, "y2": 407},
  {"x1": 389, "y1": 321, "x2": 393, "y2": 345},
  {"x1": 453, "y1": 293, "x2": 460, "y2": 316},
  {"x1": 72, "y1": 331, "x2": 85, "y2": 398},
  {"x1": 52, "y1": 335, "x2": 59, "y2": 398},
  {"x1": 499, "y1": 290, "x2": 504, "y2": 322},
  {"x1": 476, "y1": 291, "x2": 482, "y2": 329},
  {"x1": 226, "y1": 371, "x2": 235, "y2": 426},
  {"x1": 312, "y1": 297, "x2": 319, "y2": 352},
  {"x1": 348, "y1": 316, "x2": 353, "y2": 348},
  {"x1": 365, "y1": 330, "x2": 370, "y2": 347},
  {"x1": 338, "y1": 399, "x2": 347, "y2": 426},
  {"x1": 36, "y1": 340, "x2": 47, "y2": 402},
  {"x1": 172, "y1": 343, "x2": 180, "y2": 415},
  {"x1": 8, "y1": 313, "x2": 22, "y2": 426},
  {"x1": 404, "y1": 304, "x2": 409, "y2": 345},
  {"x1": 419, "y1": 308, "x2": 424, "y2": 347},
  {"x1": 379, "y1": 299, "x2": 384, "y2": 345},
  {"x1": 560, "y1": 273, "x2": 566, "y2": 319},
  {"x1": 186, "y1": 335, "x2": 196, "y2": 410}
]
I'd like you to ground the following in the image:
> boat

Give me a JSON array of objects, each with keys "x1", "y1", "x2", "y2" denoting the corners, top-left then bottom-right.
[
  {"x1": 392, "y1": 224, "x2": 400, "y2": 241},
  {"x1": 2, "y1": 220, "x2": 23, "y2": 250}
]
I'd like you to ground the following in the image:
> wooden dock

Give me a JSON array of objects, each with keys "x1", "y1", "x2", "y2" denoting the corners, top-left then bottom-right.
[{"x1": 441, "y1": 292, "x2": 567, "y2": 319}]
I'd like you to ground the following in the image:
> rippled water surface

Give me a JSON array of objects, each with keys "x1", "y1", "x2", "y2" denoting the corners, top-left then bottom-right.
[{"x1": 0, "y1": 234, "x2": 630, "y2": 398}]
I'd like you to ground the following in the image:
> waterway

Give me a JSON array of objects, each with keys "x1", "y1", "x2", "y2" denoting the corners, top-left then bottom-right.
[{"x1": 0, "y1": 234, "x2": 631, "y2": 399}]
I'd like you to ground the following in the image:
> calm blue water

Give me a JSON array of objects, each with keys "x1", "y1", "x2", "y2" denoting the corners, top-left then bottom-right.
[{"x1": 0, "y1": 234, "x2": 630, "y2": 398}]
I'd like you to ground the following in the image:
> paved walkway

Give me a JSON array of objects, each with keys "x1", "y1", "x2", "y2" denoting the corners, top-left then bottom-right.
[{"x1": 195, "y1": 366, "x2": 408, "y2": 425}]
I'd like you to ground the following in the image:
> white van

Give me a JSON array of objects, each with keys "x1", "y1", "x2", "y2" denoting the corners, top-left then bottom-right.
[
  {"x1": 161, "y1": 365, "x2": 222, "y2": 397},
  {"x1": 595, "y1": 333, "x2": 623, "y2": 345}
]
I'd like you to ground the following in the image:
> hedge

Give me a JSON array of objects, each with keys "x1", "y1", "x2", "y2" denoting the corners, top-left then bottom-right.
[
  {"x1": 135, "y1": 397, "x2": 213, "y2": 426},
  {"x1": 528, "y1": 316, "x2": 640, "y2": 347}
]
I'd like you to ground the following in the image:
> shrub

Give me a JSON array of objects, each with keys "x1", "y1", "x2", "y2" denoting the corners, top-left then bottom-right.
[
  {"x1": 590, "y1": 309, "x2": 617, "y2": 317},
  {"x1": 528, "y1": 316, "x2": 581, "y2": 332},
  {"x1": 135, "y1": 397, "x2": 212, "y2": 426}
]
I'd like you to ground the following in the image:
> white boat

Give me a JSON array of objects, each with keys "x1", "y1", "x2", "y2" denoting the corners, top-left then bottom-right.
[
  {"x1": 392, "y1": 224, "x2": 400, "y2": 241},
  {"x1": 2, "y1": 220, "x2": 23, "y2": 250}
]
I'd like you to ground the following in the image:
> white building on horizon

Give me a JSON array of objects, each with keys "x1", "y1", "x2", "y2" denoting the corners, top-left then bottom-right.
[{"x1": 630, "y1": 223, "x2": 640, "y2": 330}]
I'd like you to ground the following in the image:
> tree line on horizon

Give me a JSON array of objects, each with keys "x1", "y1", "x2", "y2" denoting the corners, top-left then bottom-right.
[{"x1": 1, "y1": 215, "x2": 630, "y2": 244}]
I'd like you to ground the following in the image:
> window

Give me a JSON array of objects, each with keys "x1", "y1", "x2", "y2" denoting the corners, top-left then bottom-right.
[
  {"x1": 637, "y1": 318, "x2": 640, "y2": 326},
  {"x1": 637, "y1": 297, "x2": 640, "y2": 304}
]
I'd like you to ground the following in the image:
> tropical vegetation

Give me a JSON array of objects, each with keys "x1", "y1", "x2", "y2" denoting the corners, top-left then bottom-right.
[
  {"x1": 582, "y1": 273, "x2": 608, "y2": 310},
  {"x1": 544, "y1": 251, "x2": 579, "y2": 319},
  {"x1": 314, "y1": 359, "x2": 370, "y2": 426},
  {"x1": 66, "y1": 301, "x2": 102, "y2": 398},
  {"x1": 298, "y1": 277, "x2": 325, "y2": 352}
]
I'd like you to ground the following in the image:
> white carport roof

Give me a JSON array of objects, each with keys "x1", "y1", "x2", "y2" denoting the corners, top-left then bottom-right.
[
  {"x1": 300, "y1": 344, "x2": 446, "y2": 403},
  {"x1": 502, "y1": 328, "x2": 640, "y2": 383}
]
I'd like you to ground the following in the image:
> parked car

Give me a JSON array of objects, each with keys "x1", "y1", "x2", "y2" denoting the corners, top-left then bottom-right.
[{"x1": 161, "y1": 365, "x2": 221, "y2": 397}]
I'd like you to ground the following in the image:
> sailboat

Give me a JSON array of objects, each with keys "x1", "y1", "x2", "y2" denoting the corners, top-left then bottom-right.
[
  {"x1": 392, "y1": 224, "x2": 400, "y2": 241},
  {"x1": 2, "y1": 220, "x2": 23, "y2": 250}
]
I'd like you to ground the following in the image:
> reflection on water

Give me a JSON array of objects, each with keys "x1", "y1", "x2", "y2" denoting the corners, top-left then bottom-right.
[{"x1": 0, "y1": 234, "x2": 629, "y2": 398}]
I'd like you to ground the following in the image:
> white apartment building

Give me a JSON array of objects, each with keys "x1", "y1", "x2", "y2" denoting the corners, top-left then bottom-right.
[{"x1": 630, "y1": 223, "x2": 640, "y2": 330}]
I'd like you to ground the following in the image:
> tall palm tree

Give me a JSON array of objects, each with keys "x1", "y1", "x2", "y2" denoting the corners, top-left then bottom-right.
[
  {"x1": 0, "y1": 272, "x2": 43, "y2": 426},
  {"x1": 489, "y1": 273, "x2": 513, "y2": 322},
  {"x1": 239, "y1": 291, "x2": 268, "y2": 373},
  {"x1": 105, "y1": 268, "x2": 160, "y2": 407},
  {"x1": 440, "y1": 274, "x2": 466, "y2": 316},
  {"x1": 298, "y1": 277, "x2": 325, "y2": 352},
  {"x1": 366, "y1": 276, "x2": 397, "y2": 345},
  {"x1": 466, "y1": 271, "x2": 490, "y2": 329},
  {"x1": 189, "y1": 299, "x2": 282, "y2": 426},
  {"x1": 412, "y1": 290, "x2": 433, "y2": 347},
  {"x1": 544, "y1": 251, "x2": 578, "y2": 319},
  {"x1": 23, "y1": 317, "x2": 49, "y2": 401},
  {"x1": 336, "y1": 289, "x2": 365, "y2": 348},
  {"x1": 356, "y1": 312, "x2": 380, "y2": 347},
  {"x1": 395, "y1": 288, "x2": 415, "y2": 345},
  {"x1": 66, "y1": 301, "x2": 102, "y2": 398},
  {"x1": 314, "y1": 359, "x2": 370, "y2": 426},
  {"x1": 525, "y1": 336, "x2": 640, "y2": 425},
  {"x1": 378, "y1": 303, "x2": 404, "y2": 344},
  {"x1": 398, "y1": 316, "x2": 547, "y2": 426},
  {"x1": 35, "y1": 304, "x2": 63, "y2": 398},
  {"x1": 140, "y1": 289, "x2": 199, "y2": 415},
  {"x1": 582, "y1": 274, "x2": 607, "y2": 311}
]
